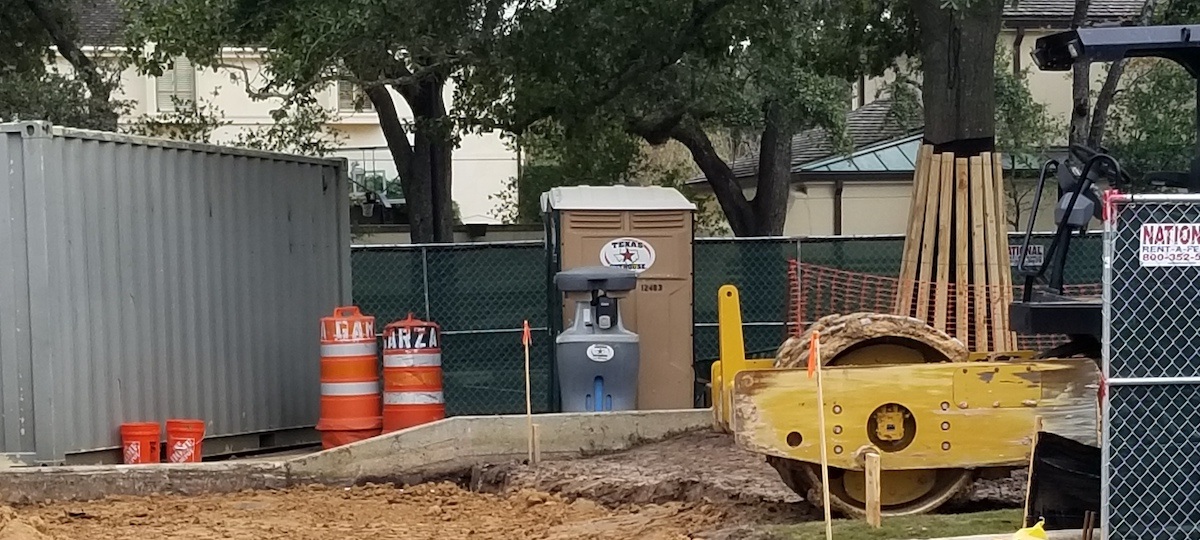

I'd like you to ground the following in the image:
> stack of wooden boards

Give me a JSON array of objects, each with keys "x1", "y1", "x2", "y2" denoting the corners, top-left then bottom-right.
[{"x1": 893, "y1": 144, "x2": 1017, "y2": 353}]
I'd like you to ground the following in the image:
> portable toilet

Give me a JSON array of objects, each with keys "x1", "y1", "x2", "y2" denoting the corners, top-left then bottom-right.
[{"x1": 541, "y1": 185, "x2": 696, "y2": 410}]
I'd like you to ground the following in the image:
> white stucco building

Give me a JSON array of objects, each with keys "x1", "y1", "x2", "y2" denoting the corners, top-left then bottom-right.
[{"x1": 64, "y1": 0, "x2": 518, "y2": 226}]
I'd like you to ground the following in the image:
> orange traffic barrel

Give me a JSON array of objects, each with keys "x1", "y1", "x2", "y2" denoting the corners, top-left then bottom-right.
[
  {"x1": 381, "y1": 313, "x2": 446, "y2": 432},
  {"x1": 165, "y1": 419, "x2": 206, "y2": 463},
  {"x1": 120, "y1": 422, "x2": 161, "y2": 464},
  {"x1": 316, "y1": 306, "x2": 382, "y2": 449}
]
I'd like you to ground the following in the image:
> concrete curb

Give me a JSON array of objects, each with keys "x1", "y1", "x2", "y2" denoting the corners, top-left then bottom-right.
[
  {"x1": 0, "y1": 409, "x2": 713, "y2": 504},
  {"x1": 286, "y1": 408, "x2": 713, "y2": 485},
  {"x1": 0, "y1": 462, "x2": 289, "y2": 505}
]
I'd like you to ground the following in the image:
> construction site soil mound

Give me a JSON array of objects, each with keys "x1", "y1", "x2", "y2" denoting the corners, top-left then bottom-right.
[
  {"x1": 0, "y1": 506, "x2": 53, "y2": 540},
  {"x1": 8, "y1": 432, "x2": 1027, "y2": 539},
  {"x1": 17, "y1": 482, "x2": 724, "y2": 540},
  {"x1": 473, "y1": 430, "x2": 811, "y2": 527},
  {"x1": 476, "y1": 431, "x2": 1026, "y2": 520}
]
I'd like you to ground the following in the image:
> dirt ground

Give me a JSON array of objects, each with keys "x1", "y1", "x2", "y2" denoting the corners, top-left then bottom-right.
[
  {"x1": 7, "y1": 483, "x2": 724, "y2": 540},
  {"x1": 478, "y1": 430, "x2": 1025, "y2": 514},
  {"x1": 472, "y1": 430, "x2": 810, "y2": 527},
  {"x1": 2, "y1": 431, "x2": 1026, "y2": 540}
]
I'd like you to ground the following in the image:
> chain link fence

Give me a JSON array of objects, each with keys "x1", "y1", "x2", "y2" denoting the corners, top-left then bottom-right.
[
  {"x1": 350, "y1": 231, "x2": 1106, "y2": 416},
  {"x1": 351, "y1": 241, "x2": 552, "y2": 416},
  {"x1": 1103, "y1": 194, "x2": 1200, "y2": 539}
]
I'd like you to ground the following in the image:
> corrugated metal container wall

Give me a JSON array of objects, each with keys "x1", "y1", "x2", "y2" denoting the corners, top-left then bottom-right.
[{"x1": 0, "y1": 122, "x2": 351, "y2": 464}]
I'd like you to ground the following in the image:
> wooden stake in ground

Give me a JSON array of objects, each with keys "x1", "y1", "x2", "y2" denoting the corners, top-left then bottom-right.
[
  {"x1": 522, "y1": 320, "x2": 538, "y2": 465},
  {"x1": 531, "y1": 423, "x2": 542, "y2": 464},
  {"x1": 865, "y1": 450, "x2": 882, "y2": 528},
  {"x1": 808, "y1": 332, "x2": 833, "y2": 540},
  {"x1": 1022, "y1": 415, "x2": 1044, "y2": 526}
]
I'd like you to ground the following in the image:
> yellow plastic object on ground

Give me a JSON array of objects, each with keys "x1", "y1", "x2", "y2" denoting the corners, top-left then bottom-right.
[{"x1": 1012, "y1": 518, "x2": 1048, "y2": 539}]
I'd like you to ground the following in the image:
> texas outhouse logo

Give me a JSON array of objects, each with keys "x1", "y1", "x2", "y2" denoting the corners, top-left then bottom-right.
[{"x1": 600, "y1": 237, "x2": 656, "y2": 273}]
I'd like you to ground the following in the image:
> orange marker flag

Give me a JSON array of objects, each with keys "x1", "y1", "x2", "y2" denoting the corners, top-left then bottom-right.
[
  {"x1": 521, "y1": 318, "x2": 535, "y2": 463},
  {"x1": 808, "y1": 330, "x2": 820, "y2": 379}
]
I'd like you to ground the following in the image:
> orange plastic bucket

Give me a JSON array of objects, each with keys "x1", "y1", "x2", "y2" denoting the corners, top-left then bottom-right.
[
  {"x1": 165, "y1": 419, "x2": 206, "y2": 463},
  {"x1": 120, "y1": 422, "x2": 161, "y2": 464}
]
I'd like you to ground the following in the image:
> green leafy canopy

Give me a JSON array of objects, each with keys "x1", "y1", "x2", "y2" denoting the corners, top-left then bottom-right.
[
  {"x1": 472, "y1": 0, "x2": 918, "y2": 235},
  {"x1": 463, "y1": 0, "x2": 916, "y2": 138}
]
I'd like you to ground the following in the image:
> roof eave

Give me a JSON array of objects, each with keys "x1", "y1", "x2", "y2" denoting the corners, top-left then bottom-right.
[
  {"x1": 1002, "y1": 14, "x2": 1142, "y2": 30},
  {"x1": 686, "y1": 127, "x2": 924, "y2": 185}
]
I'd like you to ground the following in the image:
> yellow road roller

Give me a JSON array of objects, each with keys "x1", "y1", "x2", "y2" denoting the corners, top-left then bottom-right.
[{"x1": 710, "y1": 285, "x2": 1101, "y2": 518}]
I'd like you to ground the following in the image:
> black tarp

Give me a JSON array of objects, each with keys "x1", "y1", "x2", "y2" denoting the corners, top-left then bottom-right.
[{"x1": 1025, "y1": 431, "x2": 1101, "y2": 530}]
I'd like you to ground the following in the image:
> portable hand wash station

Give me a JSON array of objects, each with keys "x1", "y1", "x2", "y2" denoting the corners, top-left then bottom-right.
[{"x1": 553, "y1": 266, "x2": 641, "y2": 412}]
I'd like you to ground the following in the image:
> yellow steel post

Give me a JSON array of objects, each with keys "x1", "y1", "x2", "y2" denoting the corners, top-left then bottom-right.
[{"x1": 717, "y1": 285, "x2": 748, "y2": 429}]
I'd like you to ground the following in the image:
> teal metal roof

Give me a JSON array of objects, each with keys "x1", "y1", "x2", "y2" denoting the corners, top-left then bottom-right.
[
  {"x1": 801, "y1": 134, "x2": 923, "y2": 172},
  {"x1": 799, "y1": 133, "x2": 1058, "y2": 174}
]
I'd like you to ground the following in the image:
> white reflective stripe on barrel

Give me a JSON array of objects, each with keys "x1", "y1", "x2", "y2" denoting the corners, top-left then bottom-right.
[
  {"x1": 321, "y1": 381, "x2": 380, "y2": 396},
  {"x1": 382, "y1": 353, "x2": 442, "y2": 368},
  {"x1": 384, "y1": 391, "x2": 444, "y2": 405},
  {"x1": 320, "y1": 342, "x2": 377, "y2": 357}
]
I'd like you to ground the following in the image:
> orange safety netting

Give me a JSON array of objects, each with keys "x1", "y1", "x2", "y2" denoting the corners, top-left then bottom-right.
[{"x1": 786, "y1": 259, "x2": 1102, "y2": 353}]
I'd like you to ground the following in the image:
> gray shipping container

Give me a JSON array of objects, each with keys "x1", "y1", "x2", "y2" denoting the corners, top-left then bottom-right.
[{"x1": 0, "y1": 122, "x2": 351, "y2": 465}]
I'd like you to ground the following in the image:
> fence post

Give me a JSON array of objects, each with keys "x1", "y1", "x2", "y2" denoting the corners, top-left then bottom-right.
[
  {"x1": 795, "y1": 237, "x2": 804, "y2": 334},
  {"x1": 1102, "y1": 193, "x2": 1200, "y2": 538},
  {"x1": 421, "y1": 246, "x2": 431, "y2": 319}
]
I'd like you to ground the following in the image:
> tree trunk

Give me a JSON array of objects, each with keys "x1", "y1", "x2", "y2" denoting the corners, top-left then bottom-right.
[
  {"x1": 424, "y1": 79, "x2": 455, "y2": 241},
  {"x1": 1069, "y1": 0, "x2": 1092, "y2": 146},
  {"x1": 366, "y1": 80, "x2": 455, "y2": 244},
  {"x1": 912, "y1": 0, "x2": 1003, "y2": 154},
  {"x1": 1087, "y1": 0, "x2": 1157, "y2": 148},
  {"x1": 366, "y1": 85, "x2": 435, "y2": 243},
  {"x1": 669, "y1": 119, "x2": 758, "y2": 236},
  {"x1": 1088, "y1": 60, "x2": 1124, "y2": 148},
  {"x1": 406, "y1": 78, "x2": 454, "y2": 242},
  {"x1": 669, "y1": 112, "x2": 792, "y2": 237},
  {"x1": 749, "y1": 101, "x2": 793, "y2": 235}
]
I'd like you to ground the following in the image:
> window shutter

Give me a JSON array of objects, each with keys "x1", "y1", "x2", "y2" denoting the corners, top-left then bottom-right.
[
  {"x1": 174, "y1": 56, "x2": 195, "y2": 104},
  {"x1": 156, "y1": 56, "x2": 195, "y2": 111},
  {"x1": 338, "y1": 81, "x2": 355, "y2": 111},
  {"x1": 156, "y1": 60, "x2": 176, "y2": 111},
  {"x1": 338, "y1": 81, "x2": 374, "y2": 112}
]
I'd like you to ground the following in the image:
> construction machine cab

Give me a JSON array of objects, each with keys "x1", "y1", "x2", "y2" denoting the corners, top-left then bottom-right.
[{"x1": 1011, "y1": 24, "x2": 1200, "y2": 358}]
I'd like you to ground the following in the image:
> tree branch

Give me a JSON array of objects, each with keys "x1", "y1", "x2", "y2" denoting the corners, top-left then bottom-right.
[
  {"x1": 506, "y1": 0, "x2": 738, "y2": 134},
  {"x1": 22, "y1": 0, "x2": 117, "y2": 129},
  {"x1": 366, "y1": 85, "x2": 415, "y2": 179},
  {"x1": 669, "y1": 118, "x2": 755, "y2": 235},
  {"x1": 1087, "y1": 0, "x2": 1157, "y2": 148},
  {"x1": 627, "y1": 111, "x2": 687, "y2": 145},
  {"x1": 1087, "y1": 60, "x2": 1125, "y2": 148}
]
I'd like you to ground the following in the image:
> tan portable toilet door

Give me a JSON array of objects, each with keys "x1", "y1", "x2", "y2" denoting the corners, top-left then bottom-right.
[{"x1": 544, "y1": 186, "x2": 695, "y2": 410}]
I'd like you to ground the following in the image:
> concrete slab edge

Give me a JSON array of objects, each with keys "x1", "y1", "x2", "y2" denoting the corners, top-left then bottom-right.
[
  {"x1": 285, "y1": 408, "x2": 713, "y2": 485},
  {"x1": 0, "y1": 462, "x2": 289, "y2": 505},
  {"x1": 0, "y1": 409, "x2": 713, "y2": 505}
]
